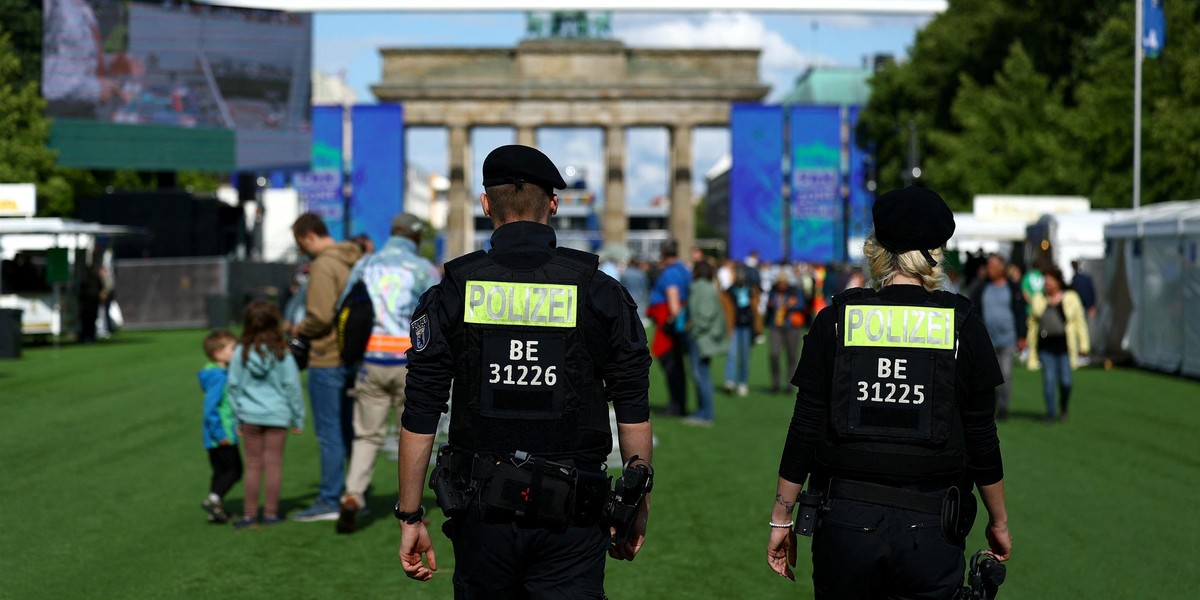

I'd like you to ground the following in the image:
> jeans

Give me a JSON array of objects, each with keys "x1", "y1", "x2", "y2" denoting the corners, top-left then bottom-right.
[
  {"x1": 724, "y1": 326, "x2": 752, "y2": 386},
  {"x1": 768, "y1": 327, "x2": 800, "y2": 389},
  {"x1": 308, "y1": 366, "x2": 353, "y2": 506},
  {"x1": 1038, "y1": 350, "x2": 1072, "y2": 418},
  {"x1": 994, "y1": 346, "x2": 1015, "y2": 416},
  {"x1": 688, "y1": 340, "x2": 715, "y2": 421}
]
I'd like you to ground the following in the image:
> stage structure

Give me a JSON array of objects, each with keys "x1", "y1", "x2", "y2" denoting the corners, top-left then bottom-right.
[{"x1": 372, "y1": 25, "x2": 769, "y2": 258}]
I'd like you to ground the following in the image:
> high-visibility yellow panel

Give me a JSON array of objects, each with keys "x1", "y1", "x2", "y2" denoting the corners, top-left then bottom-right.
[{"x1": 843, "y1": 305, "x2": 954, "y2": 350}]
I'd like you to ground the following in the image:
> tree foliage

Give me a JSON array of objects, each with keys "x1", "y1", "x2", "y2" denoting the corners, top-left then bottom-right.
[
  {"x1": 0, "y1": 31, "x2": 73, "y2": 216},
  {"x1": 0, "y1": 0, "x2": 42, "y2": 84},
  {"x1": 858, "y1": 0, "x2": 1200, "y2": 209}
]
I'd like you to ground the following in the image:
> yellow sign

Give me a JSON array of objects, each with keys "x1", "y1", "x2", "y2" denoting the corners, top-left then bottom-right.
[
  {"x1": 0, "y1": 184, "x2": 36, "y2": 216},
  {"x1": 464, "y1": 280, "x2": 578, "y2": 327},
  {"x1": 844, "y1": 305, "x2": 954, "y2": 350}
]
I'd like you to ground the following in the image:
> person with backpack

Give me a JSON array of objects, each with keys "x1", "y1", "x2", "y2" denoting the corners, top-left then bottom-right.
[{"x1": 334, "y1": 214, "x2": 441, "y2": 533}]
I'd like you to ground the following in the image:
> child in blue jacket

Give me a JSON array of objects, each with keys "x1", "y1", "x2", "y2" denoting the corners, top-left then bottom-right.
[
  {"x1": 198, "y1": 330, "x2": 242, "y2": 523},
  {"x1": 228, "y1": 300, "x2": 305, "y2": 528}
]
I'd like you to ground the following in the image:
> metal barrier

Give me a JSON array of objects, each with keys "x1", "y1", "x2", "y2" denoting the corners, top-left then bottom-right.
[{"x1": 114, "y1": 258, "x2": 293, "y2": 330}]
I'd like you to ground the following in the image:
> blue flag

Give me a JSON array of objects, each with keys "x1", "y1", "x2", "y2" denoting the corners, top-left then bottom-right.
[{"x1": 1143, "y1": 0, "x2": 1166, "y2": 58}]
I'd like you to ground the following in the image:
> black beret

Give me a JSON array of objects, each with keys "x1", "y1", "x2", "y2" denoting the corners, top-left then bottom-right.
[
  {"x1": 872, "y1": 186, "x2": 956, "y2": 253},
  {"x1": 482, "y1": 145, "x2": 567, "y2": 191}
]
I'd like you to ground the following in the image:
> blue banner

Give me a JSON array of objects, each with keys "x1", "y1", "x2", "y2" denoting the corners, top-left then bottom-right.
[
  {"x1": 847, "y1": 106, "x2": 873, "y2": 250},
  {"x1": 1143, "y1": 0, "x2": 1165, "y2": 58},
  {"x1": 311, "y1": 105, "x2": 345, "y2": 239},
  {"x1": 350, "y1": 104, "x2": 405, "y2": 250},
  {"x1": 790, "y1": 106, "x2": 842, "y2": 263},
  {"x1": 729, "y1": 104, "x2": 785, "y2": 262}
]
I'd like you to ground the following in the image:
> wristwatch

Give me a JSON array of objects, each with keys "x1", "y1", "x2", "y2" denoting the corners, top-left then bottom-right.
[{"x1": 393, "y1": 501, "x2": 425, "y2": 525}]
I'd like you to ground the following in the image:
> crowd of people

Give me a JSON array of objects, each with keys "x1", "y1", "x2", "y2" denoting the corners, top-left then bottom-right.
[
  {"x1": 599, "y1": 240, "x2": 1099, "y2": 429},
  {"x1": 195, "y1": 211, "x2": 438, "y2": 529},
  {"x1": 192, "y1": 212, "x2": 1098, "y2": 527}
]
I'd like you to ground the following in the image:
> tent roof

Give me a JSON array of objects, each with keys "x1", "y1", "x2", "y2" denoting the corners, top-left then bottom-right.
[
  {"x1": 947, "y1": 213, "x2": 1027, "y2": 244},
  {"x1": 1104, "y1": 200, "x2": 1200, "y2": 239},
  {"x1": 0, "y1": 218, "x2": 148, "y2": 237}
]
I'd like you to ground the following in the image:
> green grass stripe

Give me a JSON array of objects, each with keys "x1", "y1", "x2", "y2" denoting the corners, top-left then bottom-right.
[{"x1": 1, "y1": 330, "x2": 1199, "y2": 598}]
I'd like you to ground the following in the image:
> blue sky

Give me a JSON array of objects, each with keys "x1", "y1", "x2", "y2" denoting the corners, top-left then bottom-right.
[{"x1": 313, "y1": 11, "x2": 931, "y2": 206}]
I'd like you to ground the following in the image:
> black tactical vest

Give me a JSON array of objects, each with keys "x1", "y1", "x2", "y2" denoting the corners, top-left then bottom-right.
[
  {"x1": 443, "y1": 247, "x2": 610, "y2": 459},
  {"x1": 816, "y1": 288, "x2": 972, "y2": 480}
]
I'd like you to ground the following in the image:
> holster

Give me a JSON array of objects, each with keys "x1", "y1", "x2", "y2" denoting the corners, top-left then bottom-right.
[
  {"x1": 429, "y1": 444, "x2": 474, "y2": 516},
  {"x1": 940, "y1": 485, "x2": 978, "y2": 545},
  {"x1": 794, "y1": 490, "x2": 825, "y2": 537}
]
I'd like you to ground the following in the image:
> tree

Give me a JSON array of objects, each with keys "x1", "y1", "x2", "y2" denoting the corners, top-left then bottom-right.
[
  {"x1": 858, "y1": 0, "x2": 1123, "y2": 208},
  {"x1": 0, "y1": 0, "x2": 41, "y2": 84},
  {"x1": 0, "y1": 30, "x2": 73, "y2": 216},
  {"x1": 927, "y1": 42, "x2": 1082, "y2": 200}
]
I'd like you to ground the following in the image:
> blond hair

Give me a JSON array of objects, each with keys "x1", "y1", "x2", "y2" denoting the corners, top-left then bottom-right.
[{"x1": 862, "y1": 230, "x2": 945, "y2": 292}]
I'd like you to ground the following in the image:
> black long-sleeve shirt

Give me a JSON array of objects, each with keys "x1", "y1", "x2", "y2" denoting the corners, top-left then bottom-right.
[
  {"x1": 401, "y1": 221, "x2": 652, "y2": 439},
  {"x1": 779, "y1": 285, "x2": 1005, "y2": 488}
]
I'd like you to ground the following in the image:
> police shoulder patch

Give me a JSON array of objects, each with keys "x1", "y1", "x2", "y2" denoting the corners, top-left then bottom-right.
[{"x1": 411, "y1": 314, "x2": 430, "y2": 352}]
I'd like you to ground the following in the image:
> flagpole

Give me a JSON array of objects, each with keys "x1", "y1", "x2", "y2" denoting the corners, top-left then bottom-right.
[{"x1": 1133, "y1": 0, "x2": 1143, "y2": 211}]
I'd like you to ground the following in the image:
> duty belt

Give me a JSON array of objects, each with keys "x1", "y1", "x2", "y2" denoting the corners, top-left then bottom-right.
[
  {"x1": 828, "y1": 479, "x2": 944, "y2": 514},
  {"x1": 430, "y1": 445, "x2": 610, "y2": 530}
]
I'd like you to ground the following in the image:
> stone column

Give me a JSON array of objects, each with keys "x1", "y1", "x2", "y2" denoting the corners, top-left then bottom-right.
[
  {"x1": 602, "y1": 124, "x2": 627, "y2": 246},
  {"x1": 669, "y1": 124, "x2": 694, "y2": 255},
  {"x1": 446, "y1": 124, "x2": 474, "y2": 260},
  {"x1": 516, "y1": 126, "x2": 537, "y2": 147}
]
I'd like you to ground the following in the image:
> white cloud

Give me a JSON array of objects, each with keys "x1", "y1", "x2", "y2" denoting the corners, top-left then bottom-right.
[
  {"x1": 615, "y1": 12, "x2": 835, "y2": 99},
  {"x1": 815, "y1": 13, "x2": 931, "y2": 29}
]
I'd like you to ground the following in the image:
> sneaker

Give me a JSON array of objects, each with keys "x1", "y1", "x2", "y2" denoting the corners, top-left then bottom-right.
[
  {"x1": 736, "y1": 384, "x2": 749, "y2": 397},
  {"x1": 261, "y1": 516, "x2": 286, "y2": 527},
  {"x1": 202, "y1": 497, "x2": 229, "y2": 524},
  {"x1": 233, "y1": 517, "x2": 257, "y2": 530},
  {"x1": 336, "y1": 496, "x2": 360, "y2": 534},
  {"x1": 723, "y1": 381, "x2": 735, "y2": 394},
  {"x1": 682, "y1": 416, "x2": 714, "y2": 427},
  {"x1": 292, "y1": 503, "x2": 340, "y2": 522}
]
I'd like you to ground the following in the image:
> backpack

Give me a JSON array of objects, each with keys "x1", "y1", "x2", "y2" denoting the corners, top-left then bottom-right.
[{"x1": 336, "y1": 280, "x2": 374, "y2": 366}]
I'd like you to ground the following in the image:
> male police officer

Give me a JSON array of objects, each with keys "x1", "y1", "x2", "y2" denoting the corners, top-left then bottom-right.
[
  {"x1": 396, "y1": 145, "x2": 654, "y2": 598},
  {"x1": 766, "y1": 187, "x2": 1012, "y2": 598}
]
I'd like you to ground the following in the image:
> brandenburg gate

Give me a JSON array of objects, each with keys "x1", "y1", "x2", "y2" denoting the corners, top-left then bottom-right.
[{"x1": 371, "y1": 22, "x2": 769, "y2": 258}]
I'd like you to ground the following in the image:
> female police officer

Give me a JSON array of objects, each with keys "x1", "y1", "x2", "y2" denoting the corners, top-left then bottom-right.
[{"x1": 766, "y1": 186, "x2": 1012, "y2": 598}]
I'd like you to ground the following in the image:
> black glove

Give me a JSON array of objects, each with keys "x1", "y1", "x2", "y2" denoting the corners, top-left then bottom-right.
[{"x1": 288, "y1": 336, "x2": 311, "y2": 370}]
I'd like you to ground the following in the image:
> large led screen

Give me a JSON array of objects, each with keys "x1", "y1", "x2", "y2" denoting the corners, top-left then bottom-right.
[{"x1": 43, "y1": 0, "x2": 312, "y2": 170}]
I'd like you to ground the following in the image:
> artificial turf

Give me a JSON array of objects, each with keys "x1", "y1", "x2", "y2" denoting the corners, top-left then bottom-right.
[{"x1": 1, "y1": 329, "x2": 1197, "y2": 598}]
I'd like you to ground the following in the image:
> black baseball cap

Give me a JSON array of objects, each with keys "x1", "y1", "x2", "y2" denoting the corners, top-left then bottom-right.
[{"x1": 482, "y1": 145, "x2": 567, "y2": 191}]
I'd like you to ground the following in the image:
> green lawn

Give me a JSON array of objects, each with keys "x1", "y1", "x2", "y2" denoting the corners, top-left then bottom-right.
[{"x1": 1, "y1": 330, "x2": 1198, "y2": 598}]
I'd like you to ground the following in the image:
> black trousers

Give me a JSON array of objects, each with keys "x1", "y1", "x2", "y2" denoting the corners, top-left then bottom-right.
[
  {"x1": 444, "y1": 509, "x2": 609, "y2": 600},
  {"x1": 207, "y1": 445, "x2": 243, "y2": 498},
  {"x1": 812, "y1": 498, "x2": 965, "y2": 600},
  {"x1": 658, "y1": 330, "x2": 689, "y2": 416}
]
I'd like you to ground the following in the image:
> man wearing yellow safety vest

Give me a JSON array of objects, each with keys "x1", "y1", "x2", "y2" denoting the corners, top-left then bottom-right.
[{"x1": 336, "y1": 214, "x2": 441, "y2": 534}]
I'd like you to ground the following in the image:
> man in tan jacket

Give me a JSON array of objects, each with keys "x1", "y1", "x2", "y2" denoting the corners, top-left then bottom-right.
[{"x1": 290, "y1": 213, "x2": 363, "y2": 521}]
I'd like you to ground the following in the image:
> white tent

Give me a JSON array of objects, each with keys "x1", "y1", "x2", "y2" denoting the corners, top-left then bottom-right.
[
  {"x1": 1101, "y1": 201, "x2": 1200, "y2": 375},
  {"x1": 946, "y1": 213, "x2": 1026, "y2": 255},
  {"x1": 0, "y1": 218, "x2": 146, "y2": 336}
]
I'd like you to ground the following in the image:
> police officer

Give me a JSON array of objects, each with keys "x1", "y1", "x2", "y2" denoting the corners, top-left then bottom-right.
[
  {"x1": 396, "y1": 145, "x2": 654, "y2": 598},
  {"x1": 766, "y1": 187, "x2": 1012, "y2": 598}
]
